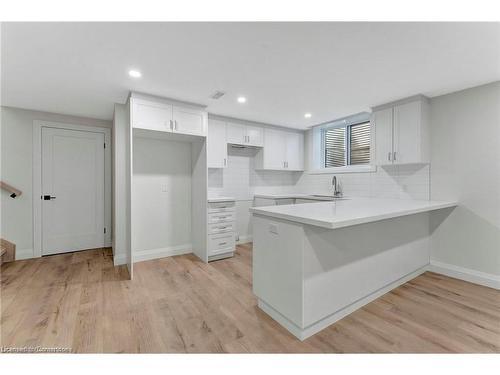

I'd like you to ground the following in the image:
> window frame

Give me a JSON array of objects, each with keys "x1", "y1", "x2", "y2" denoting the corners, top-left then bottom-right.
[{"x1": 309, "y1": 112, "x2": 376, "y2": 175}]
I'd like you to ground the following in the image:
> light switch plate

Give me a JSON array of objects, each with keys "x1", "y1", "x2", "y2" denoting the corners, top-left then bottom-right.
[{"x1": 161, "y1": 184, "x2": 168, "y2": 192}]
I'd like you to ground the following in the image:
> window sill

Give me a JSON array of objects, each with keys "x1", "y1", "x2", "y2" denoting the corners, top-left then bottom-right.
[{"x1": 307, "y1": 165, "x2": 377, "y2": 175}]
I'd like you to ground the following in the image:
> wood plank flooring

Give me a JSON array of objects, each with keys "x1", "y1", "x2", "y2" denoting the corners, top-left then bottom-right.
[{"x1": 1, "y1": 244, "x2": 499, "y2": 353}]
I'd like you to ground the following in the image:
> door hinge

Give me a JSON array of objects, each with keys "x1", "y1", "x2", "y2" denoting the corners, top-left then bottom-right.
[{"x1": 104, "y1": 227, "x2": 106, "y2": 234}]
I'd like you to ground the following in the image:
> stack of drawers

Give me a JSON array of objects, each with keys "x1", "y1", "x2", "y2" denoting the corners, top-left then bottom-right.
[{"x1": 207, "y1": 199, "x2": 236, "y2": 260}]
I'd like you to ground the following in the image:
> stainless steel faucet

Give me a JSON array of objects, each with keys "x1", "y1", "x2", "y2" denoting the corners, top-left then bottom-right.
[{"x1": 332, "y1": 176, "x2": 343, "y2": 198}]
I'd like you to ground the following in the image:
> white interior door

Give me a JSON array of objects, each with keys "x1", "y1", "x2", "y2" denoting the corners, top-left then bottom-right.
[{"x1": 41, "y1": 127, "x2": 105, "y2": 255}]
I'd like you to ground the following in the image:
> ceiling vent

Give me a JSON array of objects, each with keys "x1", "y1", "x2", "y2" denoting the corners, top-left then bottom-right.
[{"x1": 209, "y1": 91, "x2": 226, "y2": 100}]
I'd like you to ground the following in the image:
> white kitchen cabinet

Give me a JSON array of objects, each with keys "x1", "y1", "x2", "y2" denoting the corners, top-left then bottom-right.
[
  {"x1": 172, "y1": 105, "x2": 206, "y2": 136},
  {"x1": 245, "y1": 125, "x2": 264, "y2": 147},
  {"x1": 132, "y1": 98, "x2": 173, "y2": 132},
  {"x1": 285, "y1": 132, "x2": 305, "y2": 170},
  {"x1": 226, "y1": 122, "x2": 263, "y2": 147},
  {"x1": 255, "y1": 128, "x2": 304, "y2": 171},
  {"x1": 374, "y1": 107, "x2": 393, "y2": 165},
  {"x1": 207, "y1": 119, "x2": 228, "y2": 168},
  {"x1": 373, "y1": 96, "x2": 429, "y2": 165},
  {"x1": 131, "y1": 96, "x2": 207, "y2": 137},
  {"x1": 207, "y1": 199, "x2": 235, "y2": 261}
]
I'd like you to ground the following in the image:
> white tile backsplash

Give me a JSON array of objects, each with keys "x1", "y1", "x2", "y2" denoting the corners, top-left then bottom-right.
[{"x1": 208, "y1": 146, "x2": 430, "y2": 201}]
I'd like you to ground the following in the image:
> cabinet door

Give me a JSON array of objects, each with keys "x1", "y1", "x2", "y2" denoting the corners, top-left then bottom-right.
[
  {"x1": 172, "y1": 106, "x2": 206, "y2": 136},
  {"x1": 263, "y1": 128, "x2": 287, "y2": 170},
  {"x1": 207, "y1": 119, "x2": 228, "y2": 168},
  {"x1": 285, "y1": 132, "x2": 304, "y2": 170},
  {"x1": 374, "y1": 107, "x2": 394, "y2": 165},
  {"x1": 245, "y1": 125, "x2": 264, "y2": 147},
  {"x1": 393, "y1": 101, "x2": 421, "y2": 164},
  {"x1": 226, "y1": 122, "x2": 246, "y2": 145},
  {"x1": 132, "y1": 99, "x2": 172, "y2": 132}
]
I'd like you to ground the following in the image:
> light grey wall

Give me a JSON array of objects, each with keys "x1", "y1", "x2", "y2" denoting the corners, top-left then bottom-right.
[
  {"x1": 0, "y1": 106, "x2": 111, "y2": 258},
  {"x1": 429, "y1": 82, "x2": 500, "y2": 276}
]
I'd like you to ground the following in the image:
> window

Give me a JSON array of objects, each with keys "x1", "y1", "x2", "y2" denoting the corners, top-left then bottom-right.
[{"x1": 323, "y1": 119, "x2": 371, "y2": 168}]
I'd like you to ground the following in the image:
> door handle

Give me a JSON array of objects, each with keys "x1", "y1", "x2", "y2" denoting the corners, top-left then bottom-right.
[{"x1": 43, "y1": 195, "x2": 56, "y2": 200}]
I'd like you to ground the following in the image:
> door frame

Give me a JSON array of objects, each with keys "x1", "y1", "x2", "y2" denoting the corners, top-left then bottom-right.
[{"x1": 33, "y1": 120, "x2": 112, "y2": 258}]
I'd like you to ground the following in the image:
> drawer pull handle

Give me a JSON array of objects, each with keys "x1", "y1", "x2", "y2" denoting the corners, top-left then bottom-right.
[{"x1": 219, "y1": 242, "x2": 227, "y2": 246}]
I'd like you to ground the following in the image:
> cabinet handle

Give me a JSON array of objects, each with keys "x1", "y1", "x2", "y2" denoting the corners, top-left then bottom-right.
[
  {"x1": 174, "y1": 120, "x2": 178, "y2": 131},
  {"x1": 393, "y1": 152, "x2": 397, "y2": 161},
  {"x1": 219, "y1": 242, "x2": 227, "y2": 246},
  {"x1": 169, "y1": 120, "x2": 173, "y2": 130},
  {"x1": 223, "y1": 158, "x2": 227, "y2": 166},
  {"x1": 388, "y1": 152, "x2": 392, "y2": 161}
]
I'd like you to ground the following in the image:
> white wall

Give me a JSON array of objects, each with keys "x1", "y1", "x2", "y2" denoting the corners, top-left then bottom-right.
[
  {"x1": 208, "y1": 139, "x2": 431, "y2": 242},
  {"x1": 429, "y1": 82, "x2": 500, "y2": 277},
  {"x1": 208, "y1": 146, "x2": 301, "y2": 242},
  {"x1": 132, "y1": 135, "x2": 192, "y2": 261},
  {"x1": 0, "y1": 106, "x2": 111, "y2": 259},
  {"x1": 112, "y1": 104, "x2": 129, "y2": 265}
]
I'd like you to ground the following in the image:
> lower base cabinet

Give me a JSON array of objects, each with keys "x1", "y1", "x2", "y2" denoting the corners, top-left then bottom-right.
[{"x1": 207, "y1": 199, "x2": 236, "y2": 261}]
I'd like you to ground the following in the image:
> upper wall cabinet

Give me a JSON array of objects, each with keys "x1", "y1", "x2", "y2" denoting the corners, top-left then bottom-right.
[
  {"x1": 226, "y1": 122, "x2": 263, "y2": 147},
  {"x1": 207, "y1": 119, "x2": 228, "y2": 168},
  {"x1": 373, "y1": 96, "x2": 430, "y2": 165},
  {"x1": 131, "y1": 96, "x2": 207, "y2": 137},
  {"x1": 255, "y1": 128, "x2": 304, "y2": 171}
]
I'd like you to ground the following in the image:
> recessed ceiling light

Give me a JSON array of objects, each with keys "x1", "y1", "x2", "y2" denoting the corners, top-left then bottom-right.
[
  {"x1": 128, "y1": 70, "x2": 142, "y2": 78},
  {"x1": 237, "y1": 96, "x2": 247, "y2": 103},
  {"x1": 304, "y1": 113, "x2": 312, "y2": 118}
]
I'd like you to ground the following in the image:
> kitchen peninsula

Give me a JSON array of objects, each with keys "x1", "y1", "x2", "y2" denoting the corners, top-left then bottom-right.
[{"x1": 250, "y1": 198, "x2": 457, "y2": 340}]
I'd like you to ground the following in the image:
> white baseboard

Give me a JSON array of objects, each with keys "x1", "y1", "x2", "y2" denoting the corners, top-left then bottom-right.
[
  {"x1": 15, "y1": 248, "x2": 34, "y2": 260},
  {"x1": 237, "y1": 235, "x2": 253, "y2": 245},
  {"x1": 133, "y1": 244, "x2": 192, "y2": 263},
  {"x1": 428, "y1": 260, "x2": 500, "y2": 290},
  {"x1": 113, "y1": 253, "x2": 127, "y2": 266},
  {"x1": 259, "y1": 266, "x2": 427, "y2": 341}
]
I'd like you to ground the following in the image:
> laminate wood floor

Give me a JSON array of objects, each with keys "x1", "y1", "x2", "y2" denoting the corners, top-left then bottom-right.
[{"x1": 1, "y1": 244, "x2": 499, "y2": 353}]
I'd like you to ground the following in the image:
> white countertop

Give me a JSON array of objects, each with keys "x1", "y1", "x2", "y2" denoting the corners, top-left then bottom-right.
[
  {"x1": 208, "y1": 196, "x2": 235, "y2": 203},
  {"x1": 250, "y1": 197, "x2": 457, "y2": 229},
  {"x1": 254, "y1": 193, "x2": 344, "y2": 201}
]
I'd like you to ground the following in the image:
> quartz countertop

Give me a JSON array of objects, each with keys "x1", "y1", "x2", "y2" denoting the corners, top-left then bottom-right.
[
  {"x1": 254, "y1": 193, "x2": 346, "y2": 201},
  {"x1": 250, "y1": 197, "x2": 457, "y2": 229},
  {"x1": 208, "y1": 196, "x2": 235, "y2": 203}
]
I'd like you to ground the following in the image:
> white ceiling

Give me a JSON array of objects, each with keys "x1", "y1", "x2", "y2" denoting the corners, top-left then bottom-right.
[{"x1": 2, "y1": 22, "x2": 499, "y2": 129}]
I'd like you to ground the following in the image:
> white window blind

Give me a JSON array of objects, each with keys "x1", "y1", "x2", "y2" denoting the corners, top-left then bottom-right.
[
  {"x1": 323, "y1": 117, "x2": 371, "y2": 168},
  {"x1": 349, "y1": 121, "x2": 371, "y2": 165},
  {"x1": 324, "y1": 127, "x2": 346, "y2": 167}
]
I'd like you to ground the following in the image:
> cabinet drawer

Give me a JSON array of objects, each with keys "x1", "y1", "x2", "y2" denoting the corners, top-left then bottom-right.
[
  {"x1": 208, "y1": 233, "x2": 235, "y2": 255},
  {"x1": 208, "y1": 211, "x2": 235, "y2": 223},
  {"x1": 208, "y1": 222, "x2": 235, "y2": 235},
  {"x1": 208, "y1": 201, "x2": 236, "y2": 213}
]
